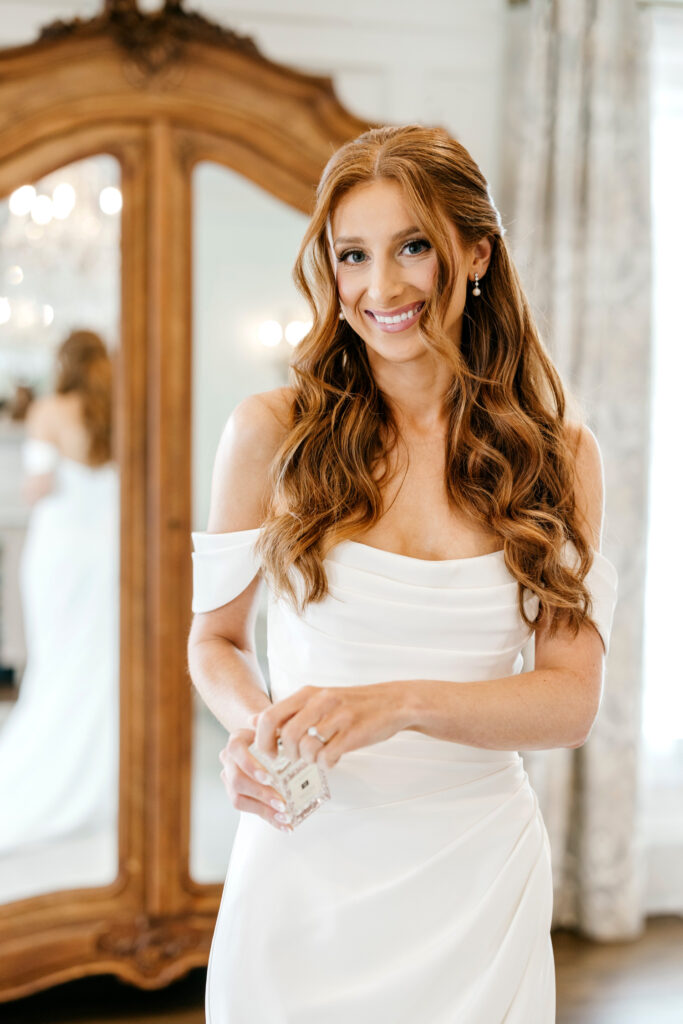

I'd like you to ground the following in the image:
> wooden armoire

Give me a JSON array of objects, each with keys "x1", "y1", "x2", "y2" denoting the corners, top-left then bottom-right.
[{"x1": 0, "y1": 0, "x2": 370, "y2": 1000}]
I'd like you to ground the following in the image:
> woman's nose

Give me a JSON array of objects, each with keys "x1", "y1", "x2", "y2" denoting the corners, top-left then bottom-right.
[{"x1": 367, "y1": 263, "x2": 403, "y2": 304}]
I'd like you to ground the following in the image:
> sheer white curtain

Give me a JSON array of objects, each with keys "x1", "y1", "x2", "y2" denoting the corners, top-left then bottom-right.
[
  {"x1": 501, "y1": 0, "x2": 652, "y2": 940},
  {"x1": 639, "y1": 3, "x2": 683, "y2": 915}
]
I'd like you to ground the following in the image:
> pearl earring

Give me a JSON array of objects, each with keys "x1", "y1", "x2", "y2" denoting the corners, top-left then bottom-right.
[
  {"x1": 338, "y1": 307, "x2": 346, "y2": 320},
  {"x1": 472, "y1": 272, "x2": 481, "y2": 297}
]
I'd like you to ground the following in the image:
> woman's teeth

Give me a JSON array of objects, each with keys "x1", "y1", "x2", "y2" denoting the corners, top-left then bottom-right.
[{"x1": 373, "y1": 302, "x2": 423, "y2": 324}]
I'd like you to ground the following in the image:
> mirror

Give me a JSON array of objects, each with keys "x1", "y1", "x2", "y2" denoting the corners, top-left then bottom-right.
[
  {"x1": 0, "y1": 155, "x2": 121, "y2": 902},
  {"x1": 189, "y1": 161, "x2": 309, "y2": 882}
]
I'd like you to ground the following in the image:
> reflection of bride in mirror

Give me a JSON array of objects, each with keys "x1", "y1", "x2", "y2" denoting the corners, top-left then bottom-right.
[{"x1": 0, "y1": 330, "x2": 119, "y2": 855}]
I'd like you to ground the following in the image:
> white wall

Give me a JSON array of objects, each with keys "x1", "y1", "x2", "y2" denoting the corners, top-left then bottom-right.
[{"x1": 191, "y1": 164, "x2": 310, "y2": 528}]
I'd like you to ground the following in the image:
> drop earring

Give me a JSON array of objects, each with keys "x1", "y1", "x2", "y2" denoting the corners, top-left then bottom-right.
[
  {"x1": 472, "y1": 272, "x2": 481, "y2": 297},
  {"x1": 338, "y1": 306, "x2": 346, "y2": 320}
]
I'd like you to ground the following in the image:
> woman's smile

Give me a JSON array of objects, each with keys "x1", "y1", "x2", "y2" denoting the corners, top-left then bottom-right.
[{"x1": 365, "y1": 300, "x2": 425, "y2": 332}]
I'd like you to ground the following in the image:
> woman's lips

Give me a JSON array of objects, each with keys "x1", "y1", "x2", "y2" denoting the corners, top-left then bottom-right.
[{"x1": 365, "y1": 301, "x2": 425, "y2": 333}]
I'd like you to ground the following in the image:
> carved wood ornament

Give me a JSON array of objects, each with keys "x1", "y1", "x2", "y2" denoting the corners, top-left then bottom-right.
[{"x1": 0, "y1": 0, "x2": 371, "y2": 1001}]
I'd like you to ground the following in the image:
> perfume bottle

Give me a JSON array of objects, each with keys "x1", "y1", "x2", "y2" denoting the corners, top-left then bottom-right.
[{"x1": 249, "y1": 737, "x2": 331, "y2": 827}]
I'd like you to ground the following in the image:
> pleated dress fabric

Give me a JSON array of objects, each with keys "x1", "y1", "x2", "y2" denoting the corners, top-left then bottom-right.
[{"x1": 191, "y1": 528, "x2": 618, "y2": 1024}]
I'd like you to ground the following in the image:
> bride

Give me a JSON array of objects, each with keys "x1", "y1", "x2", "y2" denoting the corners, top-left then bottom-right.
[
  {"x1": 0, "y1": 329, "x2": 119, "y2": 855},
  {"x1": 189, "y1": 123, "x2": 618, "y2": 1023}
]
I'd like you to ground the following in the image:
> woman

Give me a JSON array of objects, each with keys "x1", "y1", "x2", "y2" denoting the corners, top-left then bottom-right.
[
  {"x1": 0, "y1": 330, "x2": 119, "y2": 856},
  {"x1": 188, "y1": 125, "x2": 618, "y2": 1023}
]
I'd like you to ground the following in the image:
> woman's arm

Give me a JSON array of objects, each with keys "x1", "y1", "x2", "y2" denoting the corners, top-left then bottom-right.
[
  {"x1": 189, "y1": 388, "x2": 307, "y2": 833},
  {"x1": 187, "y1": 389, "x2": 291, "y2": 734},
  {"x1": 396, "y1": 657, "x2": 602, "y2": 752}
]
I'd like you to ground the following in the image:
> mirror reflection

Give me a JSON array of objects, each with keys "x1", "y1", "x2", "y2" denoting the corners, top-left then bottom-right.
[
  {"x1": 0, "y1": 156, "x2": 121, "y2": 901},
  {"x1": 190, "y1": 161, "x2": 308, "y2": 882}
]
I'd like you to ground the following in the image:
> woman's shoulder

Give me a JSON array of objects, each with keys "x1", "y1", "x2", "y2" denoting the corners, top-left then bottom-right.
[
  {"x1": 563, "y1": 418, "x2": 595, "y2": 449},
  {"x1": 232, "y1": 386, "x2": 295, "y2": 420},
  {"x1": 227, "y1": 387, "x2": 295, "y2": 456},
  {"x1": 562, "y1": 419, "x2": 605, "y2": 549},
  {"x1": 26, "y1": 391, "x2": 83, "y2": 425},
  {"x1": 563, "y1": 419, "x2": 602, "y2": 476},
  {"x1": 25, "y1": 394, "x2": 61, "y2": 440},
  {"x1": 206, "y1": 389, "x2": 296, "y2": 532}
]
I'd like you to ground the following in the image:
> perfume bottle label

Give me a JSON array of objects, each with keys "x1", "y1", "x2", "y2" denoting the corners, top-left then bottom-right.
[{"x1": 287, "y1": 763, "x2": 325, "y2": 814}]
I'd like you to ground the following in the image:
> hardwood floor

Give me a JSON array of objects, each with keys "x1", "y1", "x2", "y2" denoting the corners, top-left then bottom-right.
[
  {"x1": 554, "y1": 915, "x2": 683, "y2": 1024},
  {"x1": 2, "y1": 916, "x2": 682, "y2": 1023}
]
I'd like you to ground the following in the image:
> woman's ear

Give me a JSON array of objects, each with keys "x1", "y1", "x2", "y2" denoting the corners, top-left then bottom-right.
[{"x1": 472, "y1": 235, "x2": 494, "y2": 277}]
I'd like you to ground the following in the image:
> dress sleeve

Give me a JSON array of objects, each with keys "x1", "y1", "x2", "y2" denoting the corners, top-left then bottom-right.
[
  {"x1": 521, "y1": 542, "x2": 619, "y2": 669},
  {"x1": 21, "y1": 438, "x2": 60, "y2": 475},
  {"x1": 191, "y1": 527, "x2": 263, "y2": 613},
  {"x1": 561, "y1": 540, "x2": 619, "y2": 657}
]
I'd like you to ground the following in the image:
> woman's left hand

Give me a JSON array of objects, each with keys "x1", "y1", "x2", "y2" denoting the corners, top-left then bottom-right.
[{"x1": 247, "y1": 682, "x2": 412, "y2": 770}]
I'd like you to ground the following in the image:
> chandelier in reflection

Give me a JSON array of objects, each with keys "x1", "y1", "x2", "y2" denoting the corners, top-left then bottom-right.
[{"x1": 0, "y1": 156, "x2": 121, "y2": 398}]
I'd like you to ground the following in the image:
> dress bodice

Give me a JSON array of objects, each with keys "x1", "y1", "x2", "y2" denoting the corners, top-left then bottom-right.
[{"x1": 191, "y1": 528, "x2": 619, "y2": 707}]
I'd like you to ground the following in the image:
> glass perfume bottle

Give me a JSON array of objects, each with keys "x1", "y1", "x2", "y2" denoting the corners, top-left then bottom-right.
[{"x1": 249, "y1": 737, "x2": 331, "y2": 828}]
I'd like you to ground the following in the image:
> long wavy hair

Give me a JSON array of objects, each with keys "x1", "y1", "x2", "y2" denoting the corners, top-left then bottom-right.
[
  {"x1": 255, "y1": 123, "x2": 599, "y2": 644},
  {"x1": 54, "y1": 329, "x2": 113, "y2": 465}
]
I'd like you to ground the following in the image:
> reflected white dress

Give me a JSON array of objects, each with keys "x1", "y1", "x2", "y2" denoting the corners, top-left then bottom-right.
[
  {"x1": 0, "y1": 439, "x2": 120, "y2": 854},
  {"x1": 191, "y1": 527, "x2": 618, "y2": 1024}
]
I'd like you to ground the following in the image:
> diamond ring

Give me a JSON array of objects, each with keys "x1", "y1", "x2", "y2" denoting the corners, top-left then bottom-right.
[{"x1": 307, "y1": 725, "x2": 329, "y2": 744}]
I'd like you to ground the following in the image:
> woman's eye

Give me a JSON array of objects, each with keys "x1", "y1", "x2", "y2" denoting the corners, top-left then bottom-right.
[
  {"x1": 404, "y1": 238, "x2": 431, "y2": 255},
  {"x1": 338, "y1": 249, "x2": 365, "y2": 264},
  {"x1": 337, "y1": 239, "x2": 431, "y2": 264}
]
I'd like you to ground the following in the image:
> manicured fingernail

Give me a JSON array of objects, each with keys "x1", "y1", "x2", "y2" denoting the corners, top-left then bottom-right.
[
  {"x1": 255, "y1": 771, "x2": 270, "y2": 785},
  {"x1": 279, "y1": 826, "x2": 292, "y2": 834},
  {"x1": 270, "y1": 799, "x2": 286, "y2": 812},
  {"x1": 275, "y1": 812, "x2": 292, "y2": 824}
]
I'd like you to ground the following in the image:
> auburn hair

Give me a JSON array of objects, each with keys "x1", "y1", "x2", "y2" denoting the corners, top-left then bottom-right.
[
  {"x1": 54, "y1": 329, "x2": 113, "y2": 465},
  {"x1": 255, "y1": 123, "x2": 600, "y2": 644}
]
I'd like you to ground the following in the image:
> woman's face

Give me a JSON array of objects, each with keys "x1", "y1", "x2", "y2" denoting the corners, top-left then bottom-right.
[{"x1": 329, "y1": 178, "x2": 478, "y2": 369}]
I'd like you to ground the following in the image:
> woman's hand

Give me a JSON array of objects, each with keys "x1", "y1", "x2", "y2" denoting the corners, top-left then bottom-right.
[
  {"x1": 218, "y1": 727, "x2": 295, "y2": 832},
  {"x1": 248, "y1": 683, "x2": 412, "y2": 770}
]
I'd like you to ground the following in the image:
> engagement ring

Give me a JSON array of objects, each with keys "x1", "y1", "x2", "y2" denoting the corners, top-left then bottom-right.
[{"x1": 307, "y1": 725, "x2": 328, "y2": 744}]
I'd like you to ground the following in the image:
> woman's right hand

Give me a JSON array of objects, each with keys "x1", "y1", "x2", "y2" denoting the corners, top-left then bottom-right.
[{"x1": 218, "y1": 728, "x2": 293, "y2": 833}]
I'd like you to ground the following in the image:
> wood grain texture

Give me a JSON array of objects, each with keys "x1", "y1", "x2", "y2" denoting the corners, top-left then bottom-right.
[{"x1": 0, "y1": 0, "x2": 375, "y2": 1003}]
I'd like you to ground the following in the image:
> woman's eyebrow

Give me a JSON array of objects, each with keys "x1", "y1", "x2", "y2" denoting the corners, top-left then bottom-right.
[{"x1": 333, "y1": 225, "x2": 422, "y2": 247}]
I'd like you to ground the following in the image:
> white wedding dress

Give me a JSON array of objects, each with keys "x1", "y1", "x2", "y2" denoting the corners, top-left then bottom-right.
[
  {"x1": 191, "y1": 527, "x2": 618, "y2": 1024},
  {"x1": 0, "y1": 439, "x2": 120, "y2": 855}
]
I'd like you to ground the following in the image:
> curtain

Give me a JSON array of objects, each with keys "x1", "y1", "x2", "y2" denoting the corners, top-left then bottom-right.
[{"x1": 500, "y1": 0, "x2": 652, "y2": 940}]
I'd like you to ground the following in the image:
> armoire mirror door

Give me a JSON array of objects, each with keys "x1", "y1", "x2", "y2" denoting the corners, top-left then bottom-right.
[
  {"x1": 0, "y1": 0, "x2": 371, "y2": 1003},
  {"x1": 0, "y1": 154, "x2": 123, "y2": 905},
  {"x1": 0, "y1": 123, "x2": 150, "y2": 1002}
]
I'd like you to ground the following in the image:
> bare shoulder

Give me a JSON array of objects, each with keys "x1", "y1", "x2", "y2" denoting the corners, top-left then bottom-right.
[
  {"x1": 565, "y1": 421, "x2": 605, "y2": 550},
  {"x1": 205, "y1": 387, "x2": 296, "y2": 533},
  {"x1": 25, "y1": 394, "x2": 60, "y2": 440},
  {"x1": 222, "y1": 387, "x2": 295, "y2": 462},
  {"x1": 252, "y1": 385, "x2": 296, "y2": 426}
]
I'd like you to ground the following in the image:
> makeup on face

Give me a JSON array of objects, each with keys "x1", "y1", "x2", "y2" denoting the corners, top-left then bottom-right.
[
  {"x1": 332, "y1": 212, "x2": 435, "y2": 334},
  {"x1": 329, "y1": 179, "x2": 475, "y2": 357}
]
